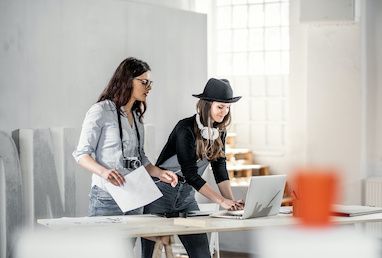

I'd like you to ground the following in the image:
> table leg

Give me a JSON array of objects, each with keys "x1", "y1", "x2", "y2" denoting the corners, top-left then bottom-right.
[
  {"x1": 164, "y1": 244, "x2": 175, "y2": 258},
  {"x1": 152, "y1": 236, "x2": 175, "y2": 258},
  {"x1": 152, "y1": 241, "x2": 163, "y2": 258}
]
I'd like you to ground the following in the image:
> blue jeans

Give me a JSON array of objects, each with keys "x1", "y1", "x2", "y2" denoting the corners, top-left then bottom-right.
[
  {"x1": 88, "y1": 185, "x2": 143, "y2": 216},
  {"x1": 141, "y1": 181, "x2": 211, "y2": 258}
]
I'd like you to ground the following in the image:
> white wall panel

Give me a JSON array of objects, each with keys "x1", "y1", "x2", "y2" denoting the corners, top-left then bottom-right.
[{"x1": 306, "y1": 24, "x2": 361, "y2": 204}]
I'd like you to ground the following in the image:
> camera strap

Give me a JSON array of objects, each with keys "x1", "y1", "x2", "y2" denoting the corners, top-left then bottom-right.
[
  {"x1": 132, "y1": 113, "x2": 142, "y2": 158},
  {"x1": 117, "y1": 110, "x2": 141, "y2": 160}
]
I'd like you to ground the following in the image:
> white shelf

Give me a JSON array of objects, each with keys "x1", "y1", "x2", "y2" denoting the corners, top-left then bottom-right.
[
  {"x1": 227, "y1": 164, "x2": 267, "y2": 171},
  {"x1": 226, "y1": 148, "x2": 251, "y2": 154}
]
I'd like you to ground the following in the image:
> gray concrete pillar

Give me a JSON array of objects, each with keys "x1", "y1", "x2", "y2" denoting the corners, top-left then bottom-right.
[{"x1": 0, "y1": 131, "x2": 23, "y2": 258}]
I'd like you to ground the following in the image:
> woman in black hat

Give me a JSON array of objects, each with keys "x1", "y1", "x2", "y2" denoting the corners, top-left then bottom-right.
[{"x1": 142, "y1": 78, "x2": 244, "y2": 258}]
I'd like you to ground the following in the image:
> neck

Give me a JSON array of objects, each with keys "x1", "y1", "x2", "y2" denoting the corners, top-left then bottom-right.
[
  {"x1": 208, "y1": 116, "x2": 215, "y2": 125},
  {"x1": 123, "y1": 99, "x2": 136, "y2": 114}
]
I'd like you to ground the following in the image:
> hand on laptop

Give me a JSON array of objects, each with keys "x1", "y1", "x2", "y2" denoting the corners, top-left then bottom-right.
[
  {"x1": 219, "y1": 198, "x2": 237, "y2": 210},
  {"x1": 220, "y1": 198, "x2": 245, "y2": 211},
  {"x1": 233, "y1": 200, "x2": 245, "y2": 210},
  {"x1": 228, "y1": 200, "x2": 245, "y2": 211}
]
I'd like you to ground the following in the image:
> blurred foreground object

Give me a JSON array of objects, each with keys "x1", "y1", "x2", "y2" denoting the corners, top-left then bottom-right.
[
  {"x1": 257, "y1": 227, "x2": 380, "y2": 258},
  {"x1": 292, "y1": 169, "x2": 338, "y2": 226},
  {"x1": 15, "y1": 229, "x2": 134, "y2": 258}
]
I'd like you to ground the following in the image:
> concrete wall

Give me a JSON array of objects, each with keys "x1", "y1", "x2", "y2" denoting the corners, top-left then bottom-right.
[
  {"x1": 364, "y1": 0, "x2": 382, "y2": 178},
  {"x1": 288, "y1": 0, "x2": 308, "y2": 170},
  {"x1": 305, "y1": 23, "x2": 362, "y2": 203},
  {"x1": 0, "y1": 132, "x2": 23, "y2": 258},
  {"x1": 0, "y1": 1, "x2": 206, "y2": 257},
  {"x1": 288, "y1": 0, "x2": 382, "y2": 204},
  {"x1": 0, "y1": 0, "x2": 207, "y2": 157},
  {"x1": 375, "y1": 1, "x2": 382, "y2": 176}
]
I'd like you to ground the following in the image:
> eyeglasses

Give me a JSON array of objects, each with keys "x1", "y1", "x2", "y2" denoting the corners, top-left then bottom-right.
[{"x1": 135, "y1": 78, "x2": 153, "y2": 89}]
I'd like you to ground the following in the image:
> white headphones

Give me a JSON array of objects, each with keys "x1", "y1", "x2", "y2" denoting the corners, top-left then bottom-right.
[{"x1": 195, "y1": 113, "x2": 219, "y2": 141}]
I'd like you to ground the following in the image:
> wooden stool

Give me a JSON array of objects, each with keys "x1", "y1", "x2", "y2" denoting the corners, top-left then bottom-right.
[{"x1": 152, "y1": 236, "x2": 174, "y2": 258}]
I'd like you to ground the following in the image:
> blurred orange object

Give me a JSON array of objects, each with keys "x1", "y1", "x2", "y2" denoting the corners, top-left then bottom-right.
[
  {"x1": 293, "y1": 169, "x2": 338, "y2": 226},
  {"x1": 293, "y1": 198, "x2": 302, "y2": 217}
]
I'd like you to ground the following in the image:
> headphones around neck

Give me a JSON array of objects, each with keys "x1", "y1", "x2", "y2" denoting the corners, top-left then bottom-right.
[{"x1": 195, "y1": 113, "x2": 219, "y2": 141}]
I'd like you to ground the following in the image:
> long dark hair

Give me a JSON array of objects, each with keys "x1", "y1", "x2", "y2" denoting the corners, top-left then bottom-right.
[
  {"x1": 97, "y1": 57, "x2": 151, "y2": 122},
  {"x1": 194, "y1": 100, "x2": 231, "y2": 161}
]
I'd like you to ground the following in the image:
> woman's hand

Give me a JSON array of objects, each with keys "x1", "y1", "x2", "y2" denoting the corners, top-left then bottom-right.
[
  {"x1": 232, "y1": 200, "x2": 245, "y2": 210},
  {"x1": 158, "y1": 170, "x2": 178, "y2": 187},
  {"x1": 78, "y1": 155, "x2": 126, "y2": 186},
  {"x1": 220, "y1": 198, "x2": 245, "y2": 210},
  {"x1": 219, "y1": 198, "x2": 236, "y2": 210},
  {"x1": 100, "y1": 169, "x2": 125, "y2": 186}
]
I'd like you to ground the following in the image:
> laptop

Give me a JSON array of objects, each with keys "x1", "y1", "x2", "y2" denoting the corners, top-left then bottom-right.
[
  {"x1": 331, "y1": 204, "x2": 382, "y2": 217},
  {"x1": 211, "y1": 175, "x2": 287, "y2": 219}
]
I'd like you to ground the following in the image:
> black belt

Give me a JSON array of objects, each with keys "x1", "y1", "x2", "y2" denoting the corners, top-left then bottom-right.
[
  {"x1": 177, "y1": 174, "x2": 186, "y2": 183},
  {"x1": 154, "y1": 212, "x2": 188, "y2": 218}
]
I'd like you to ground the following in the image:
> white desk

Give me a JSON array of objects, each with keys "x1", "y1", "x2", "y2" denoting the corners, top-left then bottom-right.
[{"x1": 37, "y1": 212, "x2": 382, "y2": 238}]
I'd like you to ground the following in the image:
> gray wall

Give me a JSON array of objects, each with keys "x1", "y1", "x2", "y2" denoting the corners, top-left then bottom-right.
[
  {"x1": 0, "y1": 1, "x2": 206, "y2": 257},
  {"x1": 364, "y1": 0, "x2": 382, "y2": 178},
  {"x1": 288, "y1": 0, "x2": 382, "y2": 204},
  {"x1": 0, "y1": 0, "x2": 207, "y2": 157}
]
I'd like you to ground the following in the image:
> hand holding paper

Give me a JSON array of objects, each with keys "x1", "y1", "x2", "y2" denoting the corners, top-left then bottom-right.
[{"x1": 105, "y1": 166, "x2": 163, "y2": 212}]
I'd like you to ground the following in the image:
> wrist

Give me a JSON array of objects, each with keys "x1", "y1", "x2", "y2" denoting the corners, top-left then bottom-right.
[
  {"x1": 148, "y1": 165, "x2": 162, "y2": 178},
  {"x1": 157, "y1": 169, "x2": 165, "y2": 178},
  {"x1": 99, "y1": 168, "x2": 109, "y2": 178},
  {"x1": 152, "y1": 169, "x2": 165, "y2": 180},
  {"x1": 217, "y1": 197, "x2": 225, "y2": 205}
]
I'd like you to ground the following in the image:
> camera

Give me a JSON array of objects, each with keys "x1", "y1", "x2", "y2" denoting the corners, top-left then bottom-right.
[{"x1": 123, "y1": 157, "x2": 142, "y2": 170}]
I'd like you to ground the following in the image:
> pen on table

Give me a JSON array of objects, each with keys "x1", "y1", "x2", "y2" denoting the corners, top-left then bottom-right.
[{"x1": 154, "y1": 169, "x2": 182, "y2": 184}]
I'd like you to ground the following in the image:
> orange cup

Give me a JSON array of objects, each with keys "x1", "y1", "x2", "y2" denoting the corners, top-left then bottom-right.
[
  {"x1": 292, "y1": 198, "x2": 302, "y2": 217},
  {"x1": 293, "y1": 169, "x2": 338, "y2": 227}
]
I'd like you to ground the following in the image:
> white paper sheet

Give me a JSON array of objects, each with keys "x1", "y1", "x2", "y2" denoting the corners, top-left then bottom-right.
[{"x1": 105, "y1": 166, "x2": 163, "y2": 212}]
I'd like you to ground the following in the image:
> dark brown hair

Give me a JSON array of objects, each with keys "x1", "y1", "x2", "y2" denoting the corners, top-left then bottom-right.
[
  {"x1": 97, "y1": 57, "x2": 150, "y2": 122},
  {"x1": 194, "y1": 100, "x2": 231, "y2": 160}
]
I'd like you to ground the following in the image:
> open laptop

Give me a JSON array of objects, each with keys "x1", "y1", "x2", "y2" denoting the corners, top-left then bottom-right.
[{"x1": 211, "y1": 175, "x2": 286, "y2": 219}]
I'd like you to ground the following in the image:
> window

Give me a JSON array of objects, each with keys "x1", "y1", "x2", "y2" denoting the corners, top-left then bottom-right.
[{"x1": 213, "y1": 0, "x2": 289, "y2": 155}]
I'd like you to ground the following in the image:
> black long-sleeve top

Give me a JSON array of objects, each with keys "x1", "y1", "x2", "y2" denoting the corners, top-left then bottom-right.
[{"x1": 156, "y1": 114, "x2": 230, "y2": 191}]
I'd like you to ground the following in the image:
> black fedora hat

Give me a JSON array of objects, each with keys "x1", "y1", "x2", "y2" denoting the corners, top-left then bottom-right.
[{"x1": 192, "y1": 78, "x2": 241, "y2": 103}]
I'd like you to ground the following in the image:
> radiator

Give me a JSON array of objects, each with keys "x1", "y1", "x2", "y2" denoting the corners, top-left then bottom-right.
[
  {"x1": 365, "y1": 177, "x2": 382, "y2": 238},
  {"x1": 365, "y1": 177, "x2": 382, "y2": 207}
]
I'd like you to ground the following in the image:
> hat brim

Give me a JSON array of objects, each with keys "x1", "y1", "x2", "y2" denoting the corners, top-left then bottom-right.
[{"x1": 192, "y1": 94, "x2": 241, "y2": 103}]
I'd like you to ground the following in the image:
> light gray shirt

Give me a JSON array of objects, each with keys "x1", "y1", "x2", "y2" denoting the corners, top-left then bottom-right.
[{"x1": 73, "y1": 100, "x2": 150, "y2": 190}]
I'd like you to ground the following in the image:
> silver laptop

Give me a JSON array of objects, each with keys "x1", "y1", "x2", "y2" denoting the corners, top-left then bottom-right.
[{"x1": 211, "y1": 175, "x2": 286, "y2": 219}]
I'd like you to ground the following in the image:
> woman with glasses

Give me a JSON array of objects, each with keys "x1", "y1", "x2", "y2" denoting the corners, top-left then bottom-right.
[
  {"x1": 142, "y1": 78, "x2": 245, "y2": 258},
  {"x1": 73, "y1": 57, "x2": 178, "y2": 218}
]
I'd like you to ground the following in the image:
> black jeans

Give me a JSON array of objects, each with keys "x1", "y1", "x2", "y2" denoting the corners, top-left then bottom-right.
[{"x1": 141, "y1": 181, "x2": 211, "y2": 258}]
